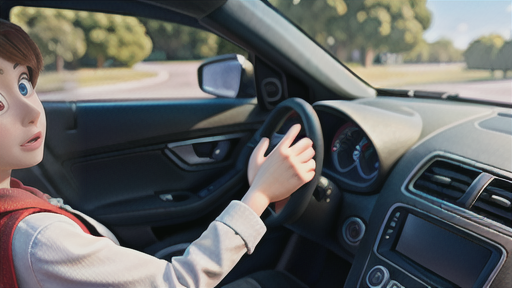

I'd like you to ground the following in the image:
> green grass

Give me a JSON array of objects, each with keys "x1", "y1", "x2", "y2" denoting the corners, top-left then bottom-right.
[
  {"x1": 36, "y1": 68, "x2": 157, "y2": 93},
  {"x1": 347, "y1": 63, "x2": 507, "y2": 88}
]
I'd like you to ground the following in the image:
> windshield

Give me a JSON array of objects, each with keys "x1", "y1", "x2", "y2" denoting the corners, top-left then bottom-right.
[{"x1": 269, "y1": 0, "x2": 512, "y2": 104}]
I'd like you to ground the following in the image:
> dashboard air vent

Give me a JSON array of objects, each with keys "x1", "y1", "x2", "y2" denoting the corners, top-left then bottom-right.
[
  {"x1": 471, "y1": 178, "x2": 512, "y2": 228},
  {"x1": 413, "y1": 159, "x2": 481, "y2": 204}
]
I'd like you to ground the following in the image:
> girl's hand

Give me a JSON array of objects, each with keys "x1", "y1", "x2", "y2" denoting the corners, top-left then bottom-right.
[{"x1": 243, "y1": 124, "x2": 316, "y2": 216}]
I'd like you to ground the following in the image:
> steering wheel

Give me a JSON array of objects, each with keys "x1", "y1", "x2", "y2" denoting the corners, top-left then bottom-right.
[{"x1": 251, "y1": 97, "x2": 324, "y2": 227}]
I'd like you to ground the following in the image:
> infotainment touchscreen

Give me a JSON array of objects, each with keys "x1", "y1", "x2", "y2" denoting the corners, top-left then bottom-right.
[{"x1": 395, "y1": 214, "x2": 492, "y2": 288}]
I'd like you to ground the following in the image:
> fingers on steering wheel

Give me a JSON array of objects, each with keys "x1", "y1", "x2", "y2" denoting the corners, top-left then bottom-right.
[
  {"x1": 301, "y1": 158, "x2": 316, "y2": 182},
  {"x1": 254, "y1": 137, "x2": 270, "y2": 160},
  {"x1": 307, "y1": 158, "x2": 316, "y2": 172},
  {"x1": 296, "y1": 146, "x2": 315, "y2": 163},
  {"x1": 291, "y1": 137, "x2": 314, "y2": 155},
  {"x1": 295, "y1": 159, "x2": 316, "y2": 183},
  {"x1": 279, "y1": 124, "x2": 302, "y2": 149}
]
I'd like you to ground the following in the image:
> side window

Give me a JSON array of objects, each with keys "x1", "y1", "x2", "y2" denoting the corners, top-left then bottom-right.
[{"x1": 10, "y1": 7, "x2": 249, "y2": 101}]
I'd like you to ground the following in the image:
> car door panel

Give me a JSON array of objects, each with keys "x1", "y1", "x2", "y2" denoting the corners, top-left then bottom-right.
[
  {"x1": 65, "y1": 137, "x2": 249, "y2": 226},
  {"x1": 14, "y1": 98, "x2": 266, "y2": 236},
  {"x1": 43, "y1": 98, "x2": 263, "y2": 158}
]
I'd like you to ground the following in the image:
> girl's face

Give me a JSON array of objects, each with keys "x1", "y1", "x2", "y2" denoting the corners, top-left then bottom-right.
[{"x1": 0, "y1": 57, "x2": 46, "y2": 172}]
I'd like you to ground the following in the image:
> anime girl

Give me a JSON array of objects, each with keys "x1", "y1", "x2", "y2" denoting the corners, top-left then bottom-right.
[{"x1": 0, "y1": 20, "x2": 315, "y2": 288}]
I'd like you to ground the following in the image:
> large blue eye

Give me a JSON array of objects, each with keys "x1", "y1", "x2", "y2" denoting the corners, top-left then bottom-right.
[{"x1": 19, "y1": 78, "x2": 33, "y2": 96}]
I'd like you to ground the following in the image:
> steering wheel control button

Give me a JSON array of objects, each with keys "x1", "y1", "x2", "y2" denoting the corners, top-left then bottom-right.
[
  {"x1": 313, "y1": 176, "x2": 333, "y2": 202},
  {"x1": 367, "y1": 266, "x2": 390, "y2": 288},
  {"x1": 342, "y1": 217, "x2": 366, "y2": 245},
  {"x1": 386, "y1": 280, "x2": 404, "y2": 288}
]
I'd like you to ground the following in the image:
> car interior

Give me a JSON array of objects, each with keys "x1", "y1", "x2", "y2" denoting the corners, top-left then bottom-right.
[{"x1": 1, "y1": 0, "x2": 511, "y2": 287}]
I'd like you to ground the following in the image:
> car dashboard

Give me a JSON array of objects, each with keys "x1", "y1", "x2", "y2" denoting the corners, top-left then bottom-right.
[{"x1": 288, "y1": 96, "x2": 512, "y2": 288}]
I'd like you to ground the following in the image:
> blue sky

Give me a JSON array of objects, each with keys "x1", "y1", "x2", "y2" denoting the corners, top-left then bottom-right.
[{"x1": 423, "y1": 0, "x2": 512, "y2": 49}]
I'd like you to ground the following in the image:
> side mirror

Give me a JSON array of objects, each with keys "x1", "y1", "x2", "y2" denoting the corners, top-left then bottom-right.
[{"x1": 198, "y1": 54, "x2": 256, "y2": 98}]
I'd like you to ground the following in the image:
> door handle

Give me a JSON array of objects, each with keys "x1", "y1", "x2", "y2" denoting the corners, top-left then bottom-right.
[
  {"x1": 165, "y1": 133, "x2": 245, "y2": 168},
  {"x1": 170, "y1": 140, "x2": 230, "y2": 165}
]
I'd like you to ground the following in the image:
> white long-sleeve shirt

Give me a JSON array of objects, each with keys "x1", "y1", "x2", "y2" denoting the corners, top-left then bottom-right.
[{"x1": 12, "y1": 200, "x2": 266, "y2": 288}]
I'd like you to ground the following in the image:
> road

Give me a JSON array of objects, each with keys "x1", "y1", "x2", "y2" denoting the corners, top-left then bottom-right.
[
  {"x1": 38, "y1": 62, "x2": 512, "y2": 104},
  {"x1": 38, "y1": 62, "x2": 213, "y2": 101}
]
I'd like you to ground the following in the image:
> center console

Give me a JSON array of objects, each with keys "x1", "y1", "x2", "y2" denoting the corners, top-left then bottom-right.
[{"x1": 358, "y1": 204, "x2": 505, "y2": 288}]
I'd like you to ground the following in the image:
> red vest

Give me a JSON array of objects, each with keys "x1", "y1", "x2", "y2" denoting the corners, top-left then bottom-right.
[{"x1": 0, "y1": 179, "x2": 90, "y2": 288}]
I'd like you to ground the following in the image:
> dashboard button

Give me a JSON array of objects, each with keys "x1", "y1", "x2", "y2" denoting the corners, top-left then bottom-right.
[
  {"x1": 387, "y1": 280, "x2": 404, "y2": 288},
  {"x1": 342, "y1": 217, "x2": 366, "y2": 245},
  {"x1": 367, "y1": 266, "x2": 390, "y2": 288}
]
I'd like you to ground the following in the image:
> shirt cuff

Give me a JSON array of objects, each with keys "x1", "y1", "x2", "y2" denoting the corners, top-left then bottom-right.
[{"x1": 215, "y1": 200, "x2": 267, "y2": 254}]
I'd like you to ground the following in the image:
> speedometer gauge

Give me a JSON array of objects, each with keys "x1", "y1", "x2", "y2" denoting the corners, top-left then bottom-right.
[{"x1": 331, "y1": 122, "x2": 379, "y2": 182}]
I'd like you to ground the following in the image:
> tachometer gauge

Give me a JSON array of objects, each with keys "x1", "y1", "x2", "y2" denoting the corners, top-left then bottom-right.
[{"x1": 331, "y1": 122, "x2": 379, "y2": 182}]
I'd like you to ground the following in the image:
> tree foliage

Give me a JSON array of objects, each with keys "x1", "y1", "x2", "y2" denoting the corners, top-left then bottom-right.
[
  {"x1": 464, "y1": 35, "x2": 505, "y2": 70},
  {"x1": 270, "y1": 0, "x2": 431, "y2": 66},
  {"x1": 12, "y1": 7, "x2": 153, "y2": 69},
  {"x1": 139, "y1": 19, "x2": 216, "y2": 60},
  {"x1": 11, "y1": 7, "x2": 86, "y2": 71},
  {"x1": 268, "y1": 0, "x2": 352, "y2": 60},
  {"x1": 11, "y1": 7, "x2": 247, "y2": 69},
  {"x1": 14, "y1": 3, "x2": 472, "y2": 71},
  {"x1": 404, "y1": 38, "x2": 463, "y2": 63},
  {"x1": 139, "y1": 18, "x2": 247, "y2": 61},
  {"x1": 75, "y1": 12, "x2": 152, "y2": 67},
  {"x1": 494, "y1": 41, "x2": 512, "y2": 74}
]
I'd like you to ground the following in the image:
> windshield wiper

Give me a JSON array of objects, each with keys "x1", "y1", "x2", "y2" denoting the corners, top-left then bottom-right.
[
  {"x1": 377, "y1": 88, "x2": 512, "y2": 108},
  {"x1": 377, "y1": 88, "x2": 459, "y2": 100},
  {"x1": 410, "y1": 90, "x2": 460, "y2": 100}
]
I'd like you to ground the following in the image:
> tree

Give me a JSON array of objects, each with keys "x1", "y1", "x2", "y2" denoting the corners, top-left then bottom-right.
[
  {"x1": 270, "y1": 0, "x2": 431, "y2": 66},
  {"x1": 402, "y1": 38, "x2": 429, "y2": 62},
  {"x1": 140, "y1": 18, "x2": 248, "y2": 61},
  {"x1": 429, "y1": 39, "x2": 463, "y2": 63},
  {"x1": 140, "y1": 19, "x2": 199, "y2": 60},
  {"x1": 216, "y1": 38, "x2": 248, "y2": 58},
  {"x1": 493, "y1": 41, "x2": 512, "y2": 77},
  {"x1": 269, "y1": 0, "x2": 348, "y2": 59},
  {"x1": 404, "y1": 38, "x2": 463, "y2": 63},
  {"x1": 336, "y1": 0, "x2": 431, "y2": 66},
  {"x1": 464, "y1": 35, "x2": 505, "y2": 74},
  {"x1": 75, "y1": 12, "x2": 152, "y2": 67},
  {"x1": 10, "y1": 7, "x2": 86, "y2": 72}
]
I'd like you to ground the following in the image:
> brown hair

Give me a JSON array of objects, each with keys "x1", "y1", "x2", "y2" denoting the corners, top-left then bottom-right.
[{"x1": 0, "y1": 19, "x2": 43, "y2": 87}]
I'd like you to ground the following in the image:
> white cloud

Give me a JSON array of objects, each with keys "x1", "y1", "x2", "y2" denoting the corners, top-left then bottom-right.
[
  {"x1": 457, "y1": 23, "x2": 468, "y2": 32},
  {"x1": 507, "y1": 4, "x2": 512, "y2": 13}
]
